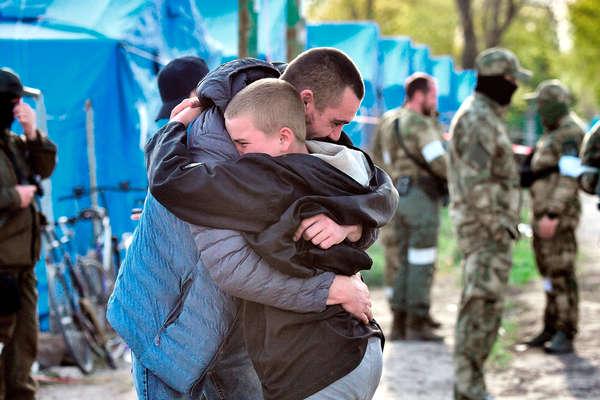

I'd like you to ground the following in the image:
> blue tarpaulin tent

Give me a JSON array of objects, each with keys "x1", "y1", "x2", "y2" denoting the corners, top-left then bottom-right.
[
  {"x1": 430, "y1": 55, "x2": 455, "y2": 125},
  {"x1": 1, "y1": 0, "x2": 225, "y2": 329},
  {"x1": 196, "y1": 0, "x2": 288, "y2": 62}
]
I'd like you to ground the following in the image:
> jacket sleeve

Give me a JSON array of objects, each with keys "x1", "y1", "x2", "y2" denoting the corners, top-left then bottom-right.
[
  {"x1": 192, "y1": 225, "x2": 334, "y2": 313},
  {"x1": 531, "y1": 131, "x2": 581, "y2": 216},
  {"x1": 25, "y1": 132, "x2": 57, "y2": 179},
  {"x1": 0, "y1": 187, "x2": 21, "y2": 211},
  {"x1": 416, "y1": 118, "x2": 448, "y2": 180}
]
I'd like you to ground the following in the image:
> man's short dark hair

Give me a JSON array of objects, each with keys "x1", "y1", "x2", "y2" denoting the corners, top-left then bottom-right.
[
  {"x1": 405, "y1": 73, "x2": 433, "y2": 100},
  {"x1": 281, "y1": 47, "x2": 364, "y2": 110}
]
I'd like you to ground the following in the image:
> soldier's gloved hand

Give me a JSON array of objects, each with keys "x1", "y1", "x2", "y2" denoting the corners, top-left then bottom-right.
[
  {"x1": 326, "y1": 274, "x2": 372, "y2": 324},
  {"x1": 536, "y1": 214, "x2": 559, "y2": 239}
]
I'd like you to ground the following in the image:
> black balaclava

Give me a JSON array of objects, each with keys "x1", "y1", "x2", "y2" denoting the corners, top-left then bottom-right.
[
  {"x1": 538, "y1": 100, "x2": 569, "y2": 131},
  {"x1": 475, "y1": 75, "x2": 518, "y2": 106},
  {"x1": 0, "y1": 93, "x2": 16, "y2": 132}
]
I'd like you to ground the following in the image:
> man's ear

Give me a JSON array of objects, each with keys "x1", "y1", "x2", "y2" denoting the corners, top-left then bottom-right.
[
  {"x1": 300, "y1": 89, "x2": 314, "y2": 109},
  {"x1": 279, "y1": 127, "x2": 295, "y2": 152}
]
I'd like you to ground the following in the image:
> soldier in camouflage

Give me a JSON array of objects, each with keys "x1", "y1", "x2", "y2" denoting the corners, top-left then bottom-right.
[
  {"x1": 448, "y1": 48, "x2": 530, "y2": 400},
  {"x1": 372, "y1": 73, "x2": 447, "y2": 342},
  {"x1": 522, "y1": 80, "x2": 586, "y2": 354},
  {"x1": 580, "y1": 121, "x2": 600, "y2": 197}
]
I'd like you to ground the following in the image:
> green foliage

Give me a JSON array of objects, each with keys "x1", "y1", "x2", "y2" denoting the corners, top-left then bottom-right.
[
  {"x1": 568, "y1": 0, "x2": 600, "y2": 115},
  {"x1": 364, "y1": 240, "x2": 384, "y2": 286},
  {"x1": 306, "y1": 0, "x2": 599, "y2": 118},
  {"x1": 306, "y1": 0, "x2": 458, "y2": 58}
]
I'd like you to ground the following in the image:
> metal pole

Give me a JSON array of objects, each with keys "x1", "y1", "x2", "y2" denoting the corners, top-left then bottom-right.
[{"x1": 85, "y1": 100, "x2": 101, "y2": 236}]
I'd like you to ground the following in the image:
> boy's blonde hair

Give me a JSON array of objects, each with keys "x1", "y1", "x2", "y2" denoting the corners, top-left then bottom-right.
[{"x1": 224, "y1": 78, "x2": 306, "y2": 142}]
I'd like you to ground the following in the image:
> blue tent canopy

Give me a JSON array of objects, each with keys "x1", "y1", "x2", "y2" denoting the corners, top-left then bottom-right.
[
  {"x1": 410, "y1": 44, "x2": 432, "y2": 74},
  {"x1": 378, "y1": 36, "x2": 412, "y2": 111},
  {"x1": 430, "y1": 55, "x2": 455, "y2": 125},
  {"x1": 195, "y1": 0, "x2": 287, "y2": 62}
]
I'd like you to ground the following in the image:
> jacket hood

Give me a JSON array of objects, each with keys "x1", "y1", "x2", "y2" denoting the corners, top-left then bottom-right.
[{"x1": 195, "y1": 58, "x2": 280, "y2": 115}]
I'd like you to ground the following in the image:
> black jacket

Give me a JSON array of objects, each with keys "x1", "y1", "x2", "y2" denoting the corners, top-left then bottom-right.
[
  {"x1": 0, "y1": 130, "x2": 56, "y2": 268},
  {"x1": 147, "y1": 121, "x2": 398, "y2": 399}
]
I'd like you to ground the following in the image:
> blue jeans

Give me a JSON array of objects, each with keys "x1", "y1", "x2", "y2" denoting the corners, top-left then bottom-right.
[{"x1": 132, "y1": 323, "x2": 262, "y2": 400}]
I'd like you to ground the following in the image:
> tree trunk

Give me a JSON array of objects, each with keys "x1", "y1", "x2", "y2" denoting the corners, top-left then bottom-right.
[
  {"x1": 366, "y1": 0, "x2": 375, "y2": 19},
  {"x1": 456, "y1": 0, "x2": 478, "y2": 69},
  {"x1": 483, "y1": 0, "x2": 523, "y2": 48},
  {"x1": 239, "y1": 0, "x2": 258, "y2": 58}
]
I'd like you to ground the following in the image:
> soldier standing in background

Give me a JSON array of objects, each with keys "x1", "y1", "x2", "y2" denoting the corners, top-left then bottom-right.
[
  {"x1": 580, "y1": 120, "x2": 600, "y2": 198},
  {"x1": 447, "y1": 48, "x2": 530, "y2": 400},
  {"x1": 523, "y1": 80, "x2": 586, "y2": 354},
  {"x1": 372, "y1": 73, "x2": 447, "y2": 342}
]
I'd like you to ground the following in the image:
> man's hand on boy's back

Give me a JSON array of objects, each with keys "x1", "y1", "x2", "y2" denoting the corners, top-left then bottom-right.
[
  {"x1": 293, "y1": 213, "x2": 363, "y2": 250},
  {"x1": 170, "y1": 97, "x2": 203, "y2": 127},
  {"x1": 327, "y1": 274, "x2": 372, "y2": 324}
]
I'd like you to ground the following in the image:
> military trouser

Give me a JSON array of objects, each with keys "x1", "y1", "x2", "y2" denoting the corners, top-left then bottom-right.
[
  {"x1": 533, "y1": 227, "x2": 578, "y2": 338},
  {"x1": 0, "y1": 268, "x2": 38, "y2": 400},
  {"x1": 381, "y1": 185, "x2": 440, "y2": 317},
  {"x1": 454, "y1": 240, "x2": 512, "y2": 400}
]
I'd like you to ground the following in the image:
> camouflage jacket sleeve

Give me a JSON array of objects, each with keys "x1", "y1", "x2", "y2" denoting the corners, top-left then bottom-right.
[
  {"x1": 415, "y1": 117, "x2": 447, "y2": 179},
  {"x1": 371, "y1": 113, "x2": 394, "y2": 175},
  {"x1": 531, "y1": 121, "x2": 584, "y2": 216},
  {"x1": 580, "y1": 123, "x2": 600, "y2": 194}
]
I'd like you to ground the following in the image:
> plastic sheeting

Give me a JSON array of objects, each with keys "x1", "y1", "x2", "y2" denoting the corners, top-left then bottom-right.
[
  {"x1": 378, "y1": 36, "x2": 412, "y2": 111},
  {"x1": 1, "y1": 22, "x2": 147, "y2": 329},
  {"x1": 196, "y1": 0, "x2": 287, "y2": 62}
]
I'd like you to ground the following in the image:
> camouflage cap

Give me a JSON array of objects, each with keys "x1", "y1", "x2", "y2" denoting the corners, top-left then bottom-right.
[
  {"x1": 524, "y1": 79, "x2": 573, "y2": 105},
  {"x1": 475, "y1": 47, "x2": 531, "y2": 81}
]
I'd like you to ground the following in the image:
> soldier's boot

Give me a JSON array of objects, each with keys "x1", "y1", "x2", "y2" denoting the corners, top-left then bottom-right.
[
  {"x1": 544, "y1": 331, "x2": 574, "y2": 354},
  {"x1": 523, "y1": 327, "x2": 555, "y2": 348},
  {"x1": 405, "y1": 313, "x2": 443, "y2": 342},
  {"x1": 424, "y1": 313, "x2": 442, "y2": 329},
  {"x1": 390, "y1": 310, "x2": 406, "y2": 341}
]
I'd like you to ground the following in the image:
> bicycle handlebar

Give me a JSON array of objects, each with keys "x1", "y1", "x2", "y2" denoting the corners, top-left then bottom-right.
[{"x1": 58, "y1": 181, "x2": 147, "y2": 201}]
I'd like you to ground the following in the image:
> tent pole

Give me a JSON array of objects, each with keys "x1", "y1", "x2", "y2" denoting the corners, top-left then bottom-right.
[{"x1": 85, "y1": 100, "x2": 101, "y2": 236}]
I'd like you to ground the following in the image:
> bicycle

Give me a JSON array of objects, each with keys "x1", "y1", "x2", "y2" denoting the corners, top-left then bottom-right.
[{"x1": 42, "y1": 213, "x2": 118, "y2": 373}]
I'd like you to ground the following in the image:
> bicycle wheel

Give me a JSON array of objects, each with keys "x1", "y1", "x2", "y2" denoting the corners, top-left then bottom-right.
[
  {"x1": 77, "y1": 297, "x2": 118, "y2": 369},
  {"x1": 46, "y1": 263, "x2": 94, "y2": 374}
]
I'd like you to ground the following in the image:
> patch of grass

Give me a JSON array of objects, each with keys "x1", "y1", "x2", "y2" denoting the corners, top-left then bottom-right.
[
  {"x1": 488, "y1": 315, "x2": 519, "y2": 370},
  {"x1": 364, "y1": 242, "x2": 384, "y2": 287},
  {"x1": 510, "y1": 236, "x2": 539, "y2": 285}
]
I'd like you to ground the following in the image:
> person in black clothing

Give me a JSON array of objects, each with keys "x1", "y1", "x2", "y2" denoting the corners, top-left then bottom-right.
[{"x1": 0, "y1": 68, "x2": 56, "y2": 400}]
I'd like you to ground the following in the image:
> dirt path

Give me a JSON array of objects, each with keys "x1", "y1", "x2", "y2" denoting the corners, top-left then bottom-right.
[
  {"x1": 373, "y1": 193, "x2": 600, "y2": 400},
  {"x1": 38, "y1": 196, "x2": 600, "y2": 399}
]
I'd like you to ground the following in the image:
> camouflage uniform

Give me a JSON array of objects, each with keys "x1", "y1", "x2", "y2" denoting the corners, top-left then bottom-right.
[
  {"x1": 526, "y1": 81, "x2": 585, "y2": 347},
  {"x1": 580, "y1": 121, "x2": 600, "y2": 195},
  {"x1": 372, "y1": 106, "x2": 447, "y2": 337},
  {"x1": 448, "y1": 48, "x2": 530, "y2": 400}
]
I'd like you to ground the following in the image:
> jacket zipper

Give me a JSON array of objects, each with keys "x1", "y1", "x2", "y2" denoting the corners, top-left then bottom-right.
[{"x1": 154, "y1": 276, "x2": 194, "y2": 345}]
